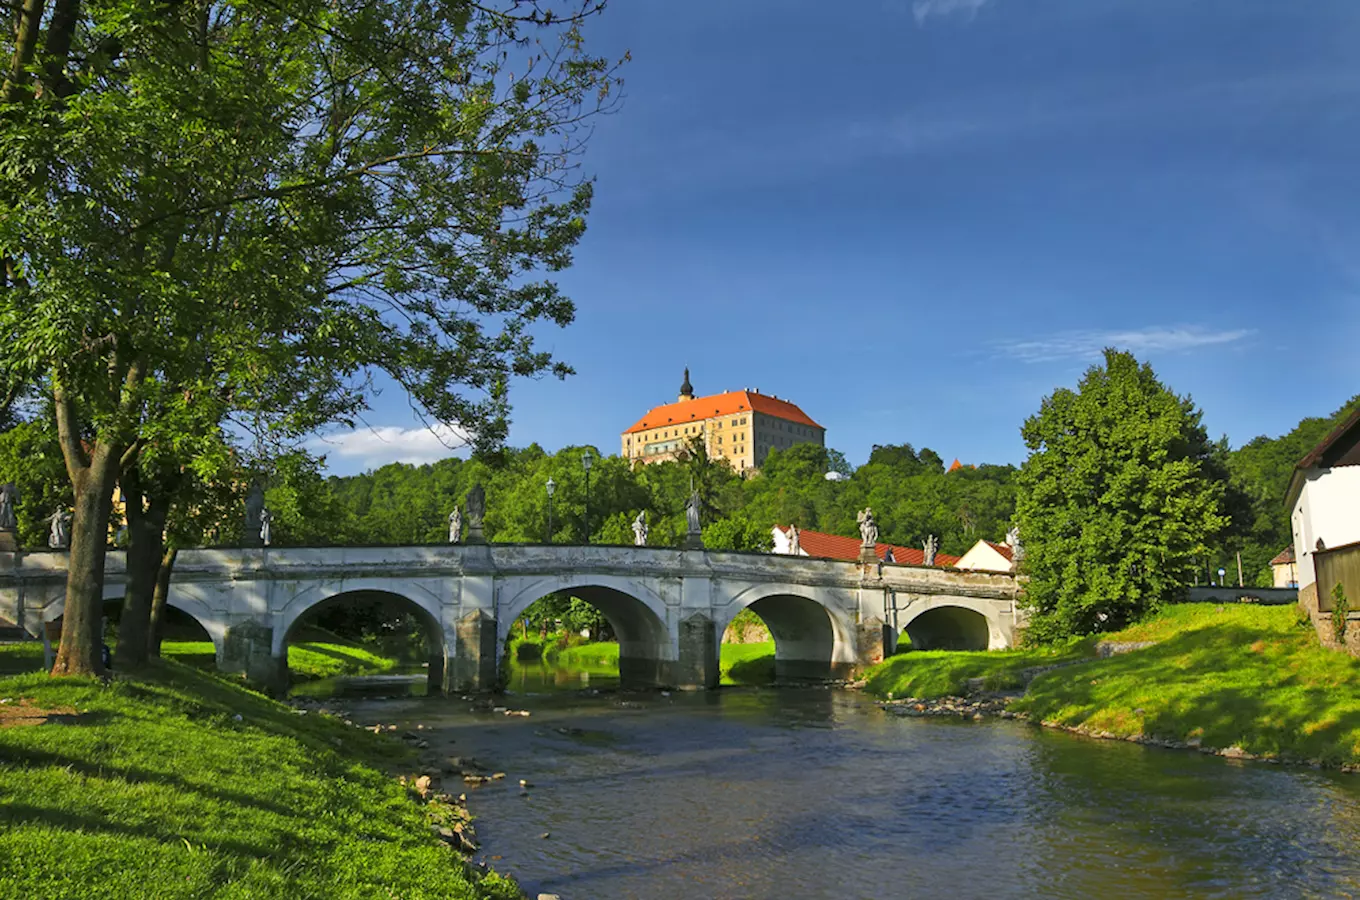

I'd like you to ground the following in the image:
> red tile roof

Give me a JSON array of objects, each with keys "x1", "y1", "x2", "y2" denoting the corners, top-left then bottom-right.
[
  {"x1": 776, "y1": 526, "x2": 960, "y2": 568},
  {"x1": 984, "y1": 540, "x2": 1015, "y2": 562},
  {"x1": 1269, "y1": 545, "x2": 1296, "y2": 566},
  {"x1": 624, "y1": 390, "x2": 823, "y2": 435}
]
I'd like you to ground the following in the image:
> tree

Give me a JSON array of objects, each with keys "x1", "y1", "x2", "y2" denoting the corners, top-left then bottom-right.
[
  {"x1": 1015, "y1": 349, "x2": 1230, "y2": 641},
  {"x1": 2, "y1": 1, "x2": 623, "y2": 674}
]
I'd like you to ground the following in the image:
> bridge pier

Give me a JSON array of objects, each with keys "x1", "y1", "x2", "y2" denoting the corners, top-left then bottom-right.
[
  {"x1": 221, "y1": 621, "x2": 289, "y2": 696},
  {"x1": 675, "y1": 612, "x2": 719, "y2": 690}
]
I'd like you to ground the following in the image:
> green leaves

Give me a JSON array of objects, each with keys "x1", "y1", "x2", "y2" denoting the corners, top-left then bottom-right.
[{"x1": 1016, "y1": 349, "x2": 1231, "y2": 642}]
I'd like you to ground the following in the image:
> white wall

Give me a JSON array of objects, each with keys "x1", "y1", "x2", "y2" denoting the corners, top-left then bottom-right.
[
  {"x1": 1291, "y1": 466, "x2": 1360, "y2": 588},
  {"x1": 954, "y1": 540, "x2": 1014, "y2": 573}
]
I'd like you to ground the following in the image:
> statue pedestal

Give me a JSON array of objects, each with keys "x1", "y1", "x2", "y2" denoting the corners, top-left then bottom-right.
[
  {"x1": 683, "y1": 532, "x2": 705, "y2": 550},
  {"x1": 464, "y1": 525, "x2": 486, "y2": 545},
  {"x1": 0, "y1": 530, "x2": 17, "y2": 553},
  {"x1": 858, "y1": 545, "x2": 878, "y2": 565}
]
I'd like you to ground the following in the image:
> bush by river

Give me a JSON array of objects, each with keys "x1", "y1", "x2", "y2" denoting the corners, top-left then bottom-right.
[
  {"x1": 0, "y1": 656, "x2": 518, "y2": 898},
  {"x1": 865, "y1": 604, "x2": 1360, "y2": 769}
]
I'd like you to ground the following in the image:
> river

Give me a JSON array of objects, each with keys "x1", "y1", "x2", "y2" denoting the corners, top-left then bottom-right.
[{"x1": 334, "y1": 662, "x2": 1360, "y2": 900}]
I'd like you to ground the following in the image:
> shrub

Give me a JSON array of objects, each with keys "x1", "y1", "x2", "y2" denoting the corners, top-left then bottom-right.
[{"x1": 1332, "y1": 583, "x2": 1350, "y2": 644}]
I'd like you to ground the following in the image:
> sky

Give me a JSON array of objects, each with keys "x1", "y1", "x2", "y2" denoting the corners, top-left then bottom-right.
[{"x1": 314, "y1": 0, "x2": 1360, "y2": 476}]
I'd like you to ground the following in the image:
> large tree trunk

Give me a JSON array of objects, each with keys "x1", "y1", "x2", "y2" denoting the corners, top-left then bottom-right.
[
  {"x1": 51, "y1": 441, "x2": 119, "y2": 676},
  {"x1": 115, "y1": 467, "x2": 170, "y2": 669},
  {"x1": 146, "y1": 546, "x2": 178, "y2": 658}
]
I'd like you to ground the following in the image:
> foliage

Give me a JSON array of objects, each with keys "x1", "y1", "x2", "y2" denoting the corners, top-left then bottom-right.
[
  {"x1": 1013, "y1": 604, "x2": 1360, "y2": 767},
  {"x1": 1015, "y1": 350, "x2": 1230, "y2": 641},
  {"x1": 0, "y1": 660, "x2": 520, "y2": 898},
  {"x1": 0, "y1": 415, "x2": 70, "y2": 548},
  {"x1": 1332, "y1": 583, "x2": 1350, "y2": 645},
  {"x1": 1206, "y1": 394, "x2": 1360, "y2": 586},
  {"x1": 322, "y1": 438, "x2": 1017, "y2": 557},
  {"x1": 515, "y1": 596, "x2": 610, "y2": 639},
  {"x1": 2, "y1": 0, "x2": 623, "y2": 674}
]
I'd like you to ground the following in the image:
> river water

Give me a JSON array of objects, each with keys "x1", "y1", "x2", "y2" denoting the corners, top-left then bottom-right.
[{"x1": 338, "y1": 666, "x2": 1360, "y2": 900}]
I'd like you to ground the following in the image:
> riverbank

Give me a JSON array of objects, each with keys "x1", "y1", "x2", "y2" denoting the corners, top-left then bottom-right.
[
  {"x1": 866, "y1": 604, "x2": 1360, "y2": 770},
  {"x1": 0, "y1": 657, "x2": 519, "y2": 898}
]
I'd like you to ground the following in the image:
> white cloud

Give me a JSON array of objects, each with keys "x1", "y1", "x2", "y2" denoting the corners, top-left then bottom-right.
[
  {"x1": 911, "y1": 0, "x2": 990, "y2": 25},
  {"x1": 995, "y1": 326, "x2": 1253, "y2": 364},
  {"x1": 311, "y1": 422, "x2": 470, "y2": 469}
]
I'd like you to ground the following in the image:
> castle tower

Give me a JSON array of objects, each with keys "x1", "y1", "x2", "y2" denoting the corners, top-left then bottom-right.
[{"x1": 678, "y1": 367, "x2": 694, "y2": 402}]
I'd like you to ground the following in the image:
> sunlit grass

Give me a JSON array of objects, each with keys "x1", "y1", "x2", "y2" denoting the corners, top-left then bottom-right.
[
  {"x1": 0, "y1": 639, "x2": 399, "y2": 683},
  {"x1": 862, "y1": 641, "x2": 1092, "y2": 699},
  {"x1": 0, "y1": 660, "x2": 519, "y2": 899},
  {"x1": 1015, "y1": 604, "x2": 1360, "y2": 766}
]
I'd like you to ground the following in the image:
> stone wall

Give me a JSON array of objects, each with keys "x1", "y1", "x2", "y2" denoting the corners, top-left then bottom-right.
[{"x1": 1297, "y1": 584, "x2": 1360, "y2": 658}]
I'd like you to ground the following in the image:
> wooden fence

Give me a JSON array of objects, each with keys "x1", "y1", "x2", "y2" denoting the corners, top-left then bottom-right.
[{"x1": 1314, "y1": 541, "x2": 1360, "y2": 612}]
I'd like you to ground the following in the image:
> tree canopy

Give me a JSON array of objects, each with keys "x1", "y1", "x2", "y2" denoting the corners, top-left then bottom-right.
[{"x1": 1015, "y1": 349, "x2": 1230, "y2": 641}]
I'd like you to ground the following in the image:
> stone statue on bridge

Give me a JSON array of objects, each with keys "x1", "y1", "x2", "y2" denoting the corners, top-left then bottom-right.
[
  {"x1": 683, "y1": 482, "x2": 703, "y2": 549},
  {"x1": 259, "y1": 508, "x2": 273, "y2": 547},
  {"x1": 632, "y1": 510, "x2": 648, "y2": 546},
  {"x1": 243, "y1": 482, "x2": 265, "y2": 546},
  {"x1": 923, "y1": 534, "x2": 938, "y2": 567},
  {"x1": 448, "y1": 507, "x2": 462, "y2": 544},
  {"x1": 1005, "y1": 525, "x2": 1024, "y2": 563},
  {"x1": 788, "y1": 524, "x2": 801, "y2": 555},
  {"x1": 0, "y1": 482, "x2": 18, "y2": 532},
  {"x1": 47, "y1": 509, "x2": 71, "y2": 550},
  {"x1": 857, "y1": 508, "x2": 878, "y2": 548},
  {"x1": 464, "y1": 484, "x2": 486, "y2": 544}
]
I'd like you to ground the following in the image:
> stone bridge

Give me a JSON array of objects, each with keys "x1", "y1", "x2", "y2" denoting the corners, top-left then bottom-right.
[{"x1": 0, "y1": 545, "x2": 1022, "y2": 692}]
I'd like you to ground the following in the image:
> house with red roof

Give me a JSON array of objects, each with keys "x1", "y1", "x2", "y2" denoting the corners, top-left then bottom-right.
[
  {"x1": 1269, "y1": 545, "x2": 1298, "y2": 589},
  {"x1": 771, "y1": 525, "x2": 961, "y2": 568},
  {"x1": 621, "y1": 369, "x2": 824, "y2": 472}
]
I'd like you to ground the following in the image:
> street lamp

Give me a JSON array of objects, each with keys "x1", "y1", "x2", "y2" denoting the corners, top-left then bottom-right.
[
  {"x1": 545, "y1": 477, "x2": 556, "y2": 544},
  {"x1": 581, "y1": 450, "x2": 594, "y2": 544},
  {"x1": 1217, "y1": 567, "x2": 1226, "y2": 587}
]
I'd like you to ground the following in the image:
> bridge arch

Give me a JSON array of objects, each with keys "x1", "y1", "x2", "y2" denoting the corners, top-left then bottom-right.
[
  {"x1": 716, "y1": 584, "x2": 858, "y2": 681},
  {"x1": 498, "y1": 575, "x2": 673, "y2": 688},
  {"x1": 273, "y1": 581, "x2": 449, "y2": 692},
  {"x1": 898, "y1": 597, "x2": 1008, "y2": 651},
  {"x1": 40, "y1": 586, "x2": 226, "y2": 658}
]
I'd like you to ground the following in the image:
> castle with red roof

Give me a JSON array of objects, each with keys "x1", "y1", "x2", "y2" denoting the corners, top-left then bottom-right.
[{"x1": 621, "y1": 369, "x2": 824, "y2": 471}]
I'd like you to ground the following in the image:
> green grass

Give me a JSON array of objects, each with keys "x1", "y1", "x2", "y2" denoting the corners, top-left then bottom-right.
[
  {"x1": 863, "y1": 641, "x2": 1092, "y2": 698},
  {"x1": 720, "y1": 641, "x2": 775, "y2": 684},
  {"x1": 0, "y1": 640, "x2": 400, "y2": 683},
  {"x1": 549, "y1": 640, "x2": 621, "y2": 669},
  {"x1": 1013, "y1": 604, "x2": 1360, "y2": 766},
  {"x1": 543, "y1": 640, "x2": 778, "y2": 685},
  {"x1": 0, "y1": 656, "x2": 519, "y2": 899}
]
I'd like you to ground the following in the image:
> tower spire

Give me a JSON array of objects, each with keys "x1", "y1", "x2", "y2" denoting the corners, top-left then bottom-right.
[{"x1": 678, "y1": 367, "x2": 694, "y2": 401}]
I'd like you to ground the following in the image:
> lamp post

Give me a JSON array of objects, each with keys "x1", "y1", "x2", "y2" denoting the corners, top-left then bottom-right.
[
  {"x1": 1217, "y1": 567, "x2": 1226, "y2": 587},
  {"x1": 581, "y1": 450, "x2": 594, "y2": 544},
  {"x1": 545, "y1": 477, "x2": 556, "y2": 544}
]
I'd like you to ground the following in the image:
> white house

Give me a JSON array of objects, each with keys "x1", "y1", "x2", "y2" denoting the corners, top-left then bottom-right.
[
  {"x1": 1286, "y1": 407, "x2": 1360, "y2": 612},
  {"x1": 954, "y1": 539, "x2": 1016, "y2": 573}
]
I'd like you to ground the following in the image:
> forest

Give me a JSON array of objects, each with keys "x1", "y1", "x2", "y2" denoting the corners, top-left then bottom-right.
[{"x1": 3, "y1": 392, "x2": 1356, "y2": 590}]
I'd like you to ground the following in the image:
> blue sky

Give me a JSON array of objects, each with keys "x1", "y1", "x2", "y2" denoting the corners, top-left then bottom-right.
[{"x1": 315, "y1": 0, "x2": 1360, "y2": 475}]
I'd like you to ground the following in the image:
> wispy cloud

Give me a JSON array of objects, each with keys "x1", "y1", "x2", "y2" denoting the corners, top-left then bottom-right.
[
  {"x1": 995, "y1": 326, "x2": 1253, "y2": 364},
  {"x1": 910, "y1": 0, "x2": 990, "y2": 25},
  {"x1": 311, "y1": 422, "x2": 469, "y2": 470}
]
